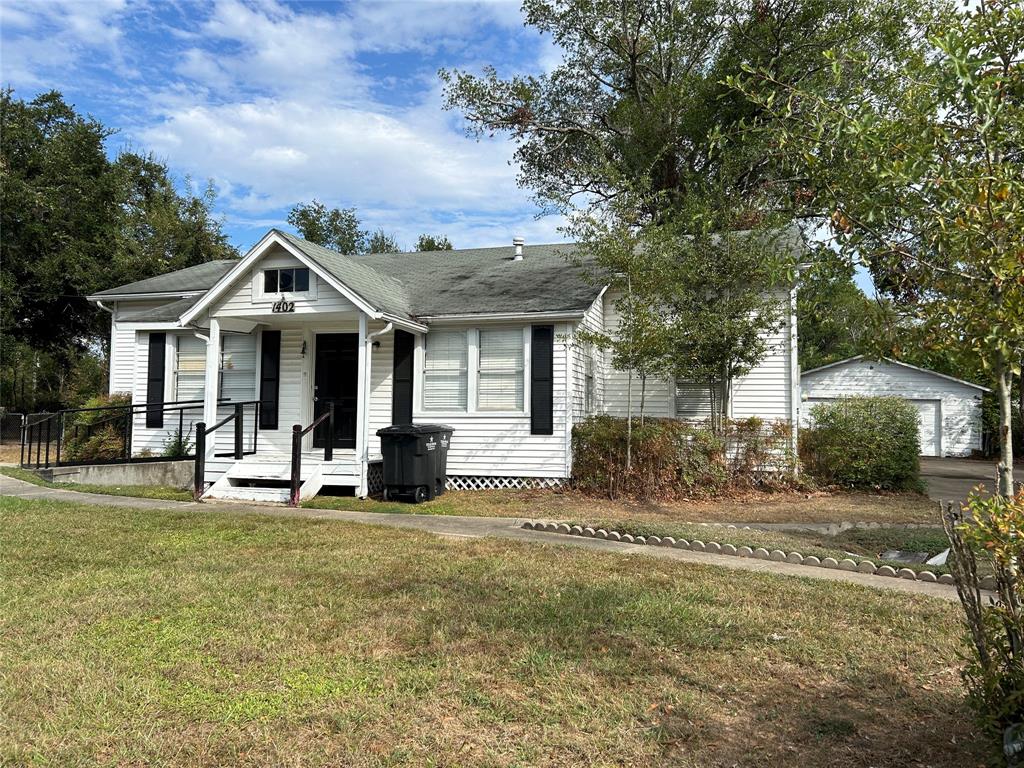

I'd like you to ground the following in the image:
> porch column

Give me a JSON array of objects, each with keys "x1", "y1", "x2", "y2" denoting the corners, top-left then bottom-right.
[
  {"x1": 355, "y1": 313, "x2": 369, "y2": 496},
  {"x1": 203, "y1": 317, "x2": 221, "y2": 460}
]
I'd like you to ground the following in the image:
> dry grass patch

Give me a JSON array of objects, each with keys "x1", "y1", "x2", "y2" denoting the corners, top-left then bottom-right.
[
  {"x1": 1, "y1": 496, "x2": 980, "y2": 767},
  {"x1": 307, "y1": 487, "x2": 941, "y2": 525}
]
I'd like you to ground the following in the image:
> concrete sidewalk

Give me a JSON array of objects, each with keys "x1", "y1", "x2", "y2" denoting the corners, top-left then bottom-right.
[{"x1": 0, "y1": 475, "x2": 962, "y2": 602}]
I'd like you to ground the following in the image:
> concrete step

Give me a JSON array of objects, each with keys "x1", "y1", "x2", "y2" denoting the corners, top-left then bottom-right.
[{"x1": 206, "y1": 485, "x2": 291, "y2": 504}]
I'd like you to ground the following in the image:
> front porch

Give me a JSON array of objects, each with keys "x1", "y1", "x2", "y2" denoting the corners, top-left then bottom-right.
[{"x1": 195, "y1": 309, "x2": 402, "y2": 502}]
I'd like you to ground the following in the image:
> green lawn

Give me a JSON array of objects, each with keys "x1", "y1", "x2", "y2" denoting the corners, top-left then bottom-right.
[
  {"x1": 0, "y1": 496, "x2": 982, "y2": 767},
  {"x1": 0, "y1": 465, "x2": 192, "y2": 501},
  {"x1": 304, "y1": 486, "x2": 941, "y2": 525}
]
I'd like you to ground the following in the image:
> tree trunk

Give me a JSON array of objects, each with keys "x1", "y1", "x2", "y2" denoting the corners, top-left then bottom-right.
[
  {"x1": 626, "y1": 369, "x2": 633, "y2": 473},
  {"x1": 996, "y1": 357, "x2": 1015, "y2": 497},
  {"x1": 639, "y1": 374, "x2": 646, "y2": 426}
]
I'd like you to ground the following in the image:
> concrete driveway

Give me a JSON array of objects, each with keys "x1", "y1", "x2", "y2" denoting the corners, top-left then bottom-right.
[{"x1": 920, "y1": 457, "x2": 1000, "y2": 501}]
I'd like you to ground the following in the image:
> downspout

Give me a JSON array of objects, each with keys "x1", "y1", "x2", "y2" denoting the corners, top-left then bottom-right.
[
  {"x1": 362, "y1": 322, "x2": 394, "y2": 469},
  {"x1": 95, "y1": 301, "x2": 116, "y2": 396}
]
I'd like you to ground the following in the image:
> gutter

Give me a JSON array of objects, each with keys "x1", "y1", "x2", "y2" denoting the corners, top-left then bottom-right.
[{"x1": 420, "y1": 309, "x2": 587, "y2": 323}]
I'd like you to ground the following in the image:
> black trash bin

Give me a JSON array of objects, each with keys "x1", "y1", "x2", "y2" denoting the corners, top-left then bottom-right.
[{"x1": 376, "y1": 424, "x2": 453, "y2": 503}]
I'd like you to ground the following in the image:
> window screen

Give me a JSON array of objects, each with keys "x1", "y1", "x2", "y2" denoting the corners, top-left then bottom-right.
[
  {"x1": 477, "y1": 329, "x2": 524, "y2": 411},
  {"x1": 423, "y1": 331, "x2": 468, "y2": 411}
]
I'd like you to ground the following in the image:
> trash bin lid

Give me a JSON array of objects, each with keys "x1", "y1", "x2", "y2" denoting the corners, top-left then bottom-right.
[{"x1": 376, "y1": 423, "x2": 454, "y2": 436}]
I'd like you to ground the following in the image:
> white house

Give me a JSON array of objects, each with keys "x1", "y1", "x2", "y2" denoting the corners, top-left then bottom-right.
[
  {"x1": 800, "y1": 356, "x2": 989, "y2": 457},
  {"x1": 89, "y1": 228, "x2": 801, "y2": 502}
]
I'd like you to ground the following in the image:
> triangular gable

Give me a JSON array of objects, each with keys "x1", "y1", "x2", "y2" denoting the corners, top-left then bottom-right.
[
  {"x1": 802, "y1": 355, "x2": 991, "y2": 392},
  {"x1": 179, "y1": 230, "x2": 378, "y2": 325}
]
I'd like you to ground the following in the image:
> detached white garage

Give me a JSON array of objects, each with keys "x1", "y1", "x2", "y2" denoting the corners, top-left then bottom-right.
[{"x1": 800, "y1": 356, "x2": 989, "y2": 457}]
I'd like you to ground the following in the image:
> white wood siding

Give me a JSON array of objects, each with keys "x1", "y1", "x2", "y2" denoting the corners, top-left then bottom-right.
[
  {"x1": 600, "y1": 293, "x2": 674, "y2": 417},
  {"x1": 599, "y1": 289, "x2": 794, "y2": 425},
  {"x1": 108, "y1": 321, "x2": 136, "y2": 396},
  {"x1": 412, "y1": 321, "x2": 572, "y2": 478},
  {"x1": 800, "y1": 359, "x2": 985, "y2": 457},
  {"x1": 366, "y1": 322, "x2": 395, "y2": 458},
  {"x1": 213, "y1": 245, "x2": 357, "y2": 318},
  {"x1": 571, "y1": 295, "x2": 605, "y2": 420}
]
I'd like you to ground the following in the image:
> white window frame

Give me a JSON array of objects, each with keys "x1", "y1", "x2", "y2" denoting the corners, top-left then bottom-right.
[
  {"x1": 253, "y1": 264, "x2": 318, "y2": 302},
  {"x1": 417, "y1": 327, "x2": 532, "y2": 417},
  {"x1": 173, "y1": 334, "x2": 207, "y2": 404},
  {"x1": 476, "y1": 327, "x2": 527, "y2": 412}
]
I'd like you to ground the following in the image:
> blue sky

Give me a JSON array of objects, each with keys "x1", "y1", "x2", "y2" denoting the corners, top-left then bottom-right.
[{"x1": 1, "y1": 0, "x2": 568, "y2": 254}]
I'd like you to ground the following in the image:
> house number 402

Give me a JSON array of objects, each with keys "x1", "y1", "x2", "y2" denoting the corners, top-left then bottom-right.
[{"x1": 271, "y1": 299, "x2": 295, "y2": 313}]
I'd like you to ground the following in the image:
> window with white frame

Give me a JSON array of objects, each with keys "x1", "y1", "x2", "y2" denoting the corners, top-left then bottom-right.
[
  {"x1": 423, "y1": 331, "x2": 468, "y2": 411},
  {"x1": 175, "y1": 335, "x2": 206, "y2": 402},
  {"x1": 584, "y1": 342, "x2": 595, "y2": 414},
  {"x1": 477, "y1": 329, "x2": 524, "y2": 411},
  {"x1": 219, "y1": 334, "x2": 257, "y2": 403},
  {"x1": 263, "y1": 267, "x2": 310, "y2": 294}
]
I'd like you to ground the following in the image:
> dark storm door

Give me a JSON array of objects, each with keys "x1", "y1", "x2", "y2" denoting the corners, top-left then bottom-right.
[{"x1": 313, "y1": 333, "x2": 358, "y2": 449}]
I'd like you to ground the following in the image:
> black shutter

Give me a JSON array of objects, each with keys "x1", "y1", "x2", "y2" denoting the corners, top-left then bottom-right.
[
  {"x1": 531, "y1": 325, "x2": 554, "y2": 435},
  {"x1": 392, "y1": 330, "x2": 415, "y2": 424},
  {"x1": 146, "y1": 333, "x2": 166, "y2": 428},
  {"x1": 259, "y1": 330, "x2": 281, "y2": 430}
]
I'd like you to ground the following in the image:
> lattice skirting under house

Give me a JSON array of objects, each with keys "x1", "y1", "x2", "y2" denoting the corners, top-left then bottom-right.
[
  {"x1": 367, "y1": 461, "x2": 384, "y2": 495},
  {"x1": 445, "y1": 475, "x2": 565, "y2": 491}
]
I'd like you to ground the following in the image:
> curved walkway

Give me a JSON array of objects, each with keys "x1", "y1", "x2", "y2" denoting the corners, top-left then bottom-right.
[{"x1": 0, "y1": 475, "x2": 962, "y2": 602}]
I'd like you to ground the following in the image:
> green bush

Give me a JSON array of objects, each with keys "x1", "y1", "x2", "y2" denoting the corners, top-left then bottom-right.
[
  {"x1": 63, "y1": 393, "x2": 131, "y2": 462},
  {"x1": 799, "y1": 396, "x2": 921, "y2": 491},
  {"x1": 571, "y1": 415, "x2": 797, "y2": 499},
  {"x1": 944, "y1": 491, "x2": 1024, "y2": 759}
]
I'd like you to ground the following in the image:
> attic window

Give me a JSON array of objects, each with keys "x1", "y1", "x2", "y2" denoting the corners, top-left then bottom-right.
[{"x1": 264, "y1": 267, "x2": 309, "y2": 294}]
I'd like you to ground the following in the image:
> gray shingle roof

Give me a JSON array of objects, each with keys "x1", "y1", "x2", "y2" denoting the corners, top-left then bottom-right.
[
  {"x1": 94, "y1": 225, "x2": 806, "y2": 323},
  {"x1": 92, "y1": 260, "x2": 237, "y2": 297},
  {"x1": 117, "y1": 295, "x2": 203, "y2": 322}
]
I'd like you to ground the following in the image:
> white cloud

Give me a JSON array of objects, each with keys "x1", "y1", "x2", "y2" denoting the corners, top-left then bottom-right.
[{"x1": 0, "y1": 0, "x2": 130, "y2": 86}]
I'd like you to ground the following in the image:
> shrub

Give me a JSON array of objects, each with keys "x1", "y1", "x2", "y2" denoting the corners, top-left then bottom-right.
[
  {"x1": 162, "y1": 425, "x2": 194, "y2": 458},
  {"x1": 571, "y1": 415, "x2": 797, "y2": 499},
  {"x1": 799, "y1": 396, "x2": 921, "y2": 490},
  {"x1": 944, "y1": 491, "x2": 1024, "y2": 760},
  {"x1": 63, "y1": 393, "x2": 131, "y2": 462}
]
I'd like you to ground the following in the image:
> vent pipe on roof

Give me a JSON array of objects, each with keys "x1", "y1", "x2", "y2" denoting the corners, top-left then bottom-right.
[{"x1": 512, "y1": 236, "x2": 525, "y2": 261}]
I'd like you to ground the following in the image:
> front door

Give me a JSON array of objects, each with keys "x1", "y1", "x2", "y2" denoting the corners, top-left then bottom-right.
[{"x1": 313, "y1": 333, "x2": 358, "y2": 449}]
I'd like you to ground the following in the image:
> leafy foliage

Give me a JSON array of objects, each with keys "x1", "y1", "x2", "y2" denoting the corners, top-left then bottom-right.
[
  {"x1": 797, "y1": 249, "x2": 880, "y2": 371},
  {"x1": 287, "y1": 200, "x2": 366, "y2": 254},
  {"x1": 800, "y1": 397, "x2": 921, "y2": 491},
  {"x1": 0, "y1": 90, "x2": 236, "y2": 409},
  {"x1": 161, "y1": 425, "x2": 194, "y2": 459},
  {"x1": 414, "y1": 234, "x2": 453, "y2": 251},
  {"x1": 365, "y1": 228, "x2": 402, "y2": 253},
  {"x1": 572, "y1": 414, "x2": 797, "y2": 499},
  {"x1": 61, "y1": 393, "x2": 132, "y2": 463},
  {"x1": 944, "y1": 491, "x2": 1024, "y2": 757},
  {"x1": 732, "y1": 0, "x2": 1023, "y2": 494}
]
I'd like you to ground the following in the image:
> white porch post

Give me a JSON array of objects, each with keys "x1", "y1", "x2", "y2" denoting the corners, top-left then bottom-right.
[
  {"x1": 355, "y1": 313, "x2": 368, "y2": 496},
  {"x1": 203, "y1": 317, "x2": 221, "y2": 460}
]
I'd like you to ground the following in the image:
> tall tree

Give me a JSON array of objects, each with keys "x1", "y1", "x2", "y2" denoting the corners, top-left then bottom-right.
[
  {"x1": 365, "y1": 228, "x2": 402, "y2": 254},
  {"x1": 414, "y1": 234, "x2": 453, "y2": 251},
  {"x1": 287, "y1": 200, "x2": 365, "y2": 254},
  {"x1": 0, "y1": 90, "x2": 236, "y2": 408},
  {"x1": 443, "y1": 0, "x2": 923, "y2": 428},
  {"x1": 733, "y1": 0, "x2": 1022, "y2": 495},
  {"x1": 796, "y1": 250, "x2": 878, "y2": 372}
]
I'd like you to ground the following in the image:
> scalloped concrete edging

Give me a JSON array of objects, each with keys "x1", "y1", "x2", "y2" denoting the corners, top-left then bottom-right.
[{"x1": 520, "y1": 520, "x2": 992, "y2": 589}]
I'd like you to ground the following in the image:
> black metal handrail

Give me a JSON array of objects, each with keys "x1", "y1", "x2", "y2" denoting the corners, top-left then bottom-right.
[
  {"x1": 289, "y1": 402, "x2": 335, "y2": 507},
  {"x1": 192, "y1": 400, "x2": 268, "y2": 500},
  {"x1": 20, "y1": 398, "x2": 223, "y2": 470}
]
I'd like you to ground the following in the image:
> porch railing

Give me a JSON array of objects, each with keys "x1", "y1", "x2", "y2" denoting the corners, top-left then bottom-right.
[
  {"x1": 289, "y1": 402, "x2": 335, "y2": 507},
  {"x1": 20, "y1": 398, "x2": 214, "y2": 470},
  {"x1": 191, "y1": 400, "x2": 266, "y2": 500}
]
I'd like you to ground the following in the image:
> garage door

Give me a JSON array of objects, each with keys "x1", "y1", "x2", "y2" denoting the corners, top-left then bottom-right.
[{"x1": 804, "y1": 397, "x2": 942, "y2": 456}]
